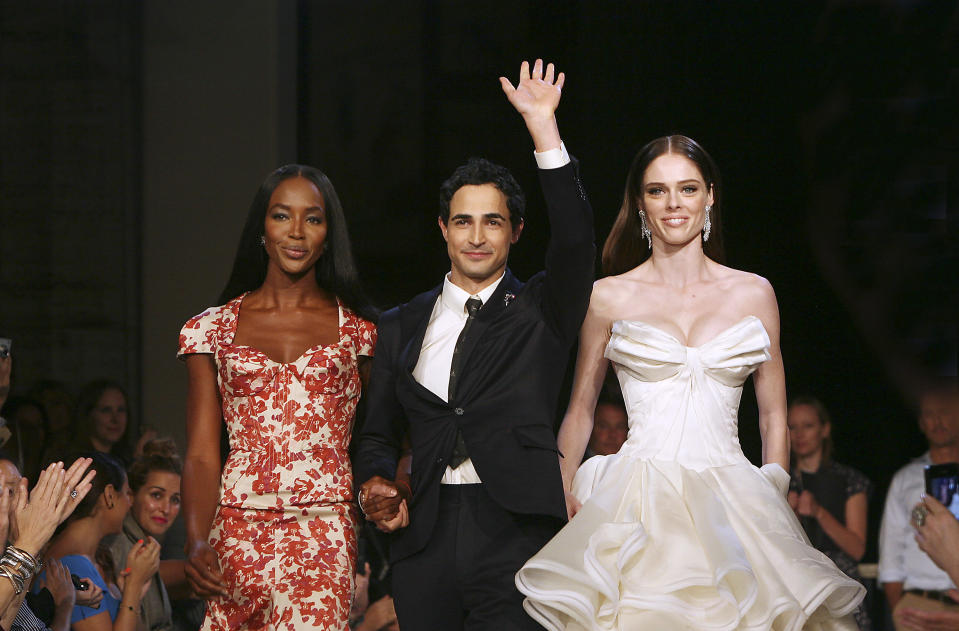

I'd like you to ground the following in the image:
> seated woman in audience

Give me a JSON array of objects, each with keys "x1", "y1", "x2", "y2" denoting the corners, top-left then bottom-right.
[
  {"x1": 787, "y1": 396, "x2": 873, "y2": 630},
  {"x1": 0, "y1": 457, "x2": 95, "y2": 629},
  {"x1": 47, "y1": 382, "x2": 134, "y2": 467},
  {"x1": 41, "y1": 452, "x2": 160, "y2": 631},
  {"x1": 105, "y1": 439, "x2": 186, "y2": 631}
]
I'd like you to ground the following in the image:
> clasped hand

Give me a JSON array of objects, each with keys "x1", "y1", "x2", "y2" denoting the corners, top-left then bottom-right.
[{"x1": 358, "y1": 476, "x2": 410, "y2": 533}]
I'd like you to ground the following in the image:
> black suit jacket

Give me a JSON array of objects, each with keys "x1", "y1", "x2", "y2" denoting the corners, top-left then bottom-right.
[{"x1": 354, "y1": 160, "x2": 594, "y2": 561}]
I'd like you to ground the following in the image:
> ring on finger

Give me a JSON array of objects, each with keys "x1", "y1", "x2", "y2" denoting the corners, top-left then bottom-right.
[
  {"x1": 69, "y1": 489, "x2": 78, "y2": 499},
  {"x1": 912, "y1": 504, "x2": 928, "y2": 527}
]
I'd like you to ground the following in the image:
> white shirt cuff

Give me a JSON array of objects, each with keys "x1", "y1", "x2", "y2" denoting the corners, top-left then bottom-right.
[{"x1": 534, "y1": 141, "x2": 570, "y2": 170}]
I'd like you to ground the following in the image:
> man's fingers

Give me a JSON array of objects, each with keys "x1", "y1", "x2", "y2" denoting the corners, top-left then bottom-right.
[
  {"x1": 555, "y1": 72, "x2": 565, "y2": 92},
  {"x1": 499, "y1": 76, "x2": 515, "y2": 96},
  {"x1": 532, "y1": 58, "x2": 543, "y2": 79},
  {"x1": 519, "y1": 60, "x2": 530, "y2": 82}
]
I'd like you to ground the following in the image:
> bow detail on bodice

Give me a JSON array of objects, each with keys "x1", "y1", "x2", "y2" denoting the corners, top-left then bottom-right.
[{"x1": 603, "y1": 316, "x2": 772, "y2": 470}]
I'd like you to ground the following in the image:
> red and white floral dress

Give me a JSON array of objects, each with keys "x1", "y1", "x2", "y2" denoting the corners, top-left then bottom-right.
[{"x1": 178, "y1": 293, "x2": 376, "y2": 630}]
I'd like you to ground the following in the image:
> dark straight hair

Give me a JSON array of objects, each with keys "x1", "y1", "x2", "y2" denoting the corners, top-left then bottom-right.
[
  {"x1": 602, "y1": 135, "x2": 725, "y2": 276},
  {"x1": 218, "y1": 164, "x2": 377, "y2": 322}
]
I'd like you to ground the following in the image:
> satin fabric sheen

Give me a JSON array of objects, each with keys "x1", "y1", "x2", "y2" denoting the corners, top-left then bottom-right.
[{"x1": 516, "y1": 317, "x2": 865, "y2": 630}]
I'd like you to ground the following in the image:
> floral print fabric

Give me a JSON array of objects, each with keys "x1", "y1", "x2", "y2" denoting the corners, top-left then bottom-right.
[{"x1": 178, "y1": 293, "x2": 375, "y2": 630}]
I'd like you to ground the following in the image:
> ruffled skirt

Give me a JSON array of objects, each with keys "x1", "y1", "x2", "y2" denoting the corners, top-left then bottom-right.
[{"x1": 515, "y1": 455, "x2": 864, "y2": 630}]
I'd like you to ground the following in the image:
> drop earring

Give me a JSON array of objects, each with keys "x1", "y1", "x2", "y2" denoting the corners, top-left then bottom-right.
[
  {"x1": 638, "y1": 209, "x2": 652, "y2": 248},
  {"x1": 260, "y1": 235, "x2": 266, "y2": 246},
  {"x1": 703, "y1": 205, "x2": 712, "y2": 243}
]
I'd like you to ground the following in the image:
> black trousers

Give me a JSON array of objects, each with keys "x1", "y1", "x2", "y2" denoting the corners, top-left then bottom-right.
[{"x1": 392, "y1": 484, "x2": 561, "y2": 631}]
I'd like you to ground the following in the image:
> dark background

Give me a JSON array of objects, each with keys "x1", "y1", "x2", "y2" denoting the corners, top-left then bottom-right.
[{"x1": 1, "y1": 1, "x2": 957, "y2": 563}]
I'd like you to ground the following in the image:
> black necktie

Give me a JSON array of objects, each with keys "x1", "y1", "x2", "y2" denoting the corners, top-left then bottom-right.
[{"x1": 448, "y1": 296, "x2": 482, "y2": 468}]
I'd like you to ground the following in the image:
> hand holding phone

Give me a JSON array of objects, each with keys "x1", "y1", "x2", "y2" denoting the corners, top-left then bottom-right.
[{"x1": 925, "y1": 463, "x2": 959, "y2": 519}]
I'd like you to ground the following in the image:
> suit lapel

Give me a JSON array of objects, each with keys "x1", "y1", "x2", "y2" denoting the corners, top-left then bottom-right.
[
  {"x1": 449, "y1": 270, "x2": 523, "y2": 397},
  {"x1": 400, "y1": 285, "x2": 441, "y2": 373}
]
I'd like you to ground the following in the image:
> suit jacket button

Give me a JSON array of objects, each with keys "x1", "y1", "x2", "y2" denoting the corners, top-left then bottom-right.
[
  {"x1": 454, "y1": 407, "x2": 464, "y2": 415},
  {"x1": 436, "y1": 457, "x2": 443, "y2": 464}
]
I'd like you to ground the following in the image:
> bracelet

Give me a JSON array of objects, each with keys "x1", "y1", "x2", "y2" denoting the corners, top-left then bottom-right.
[
  {"x1": 120, "y1": 602, "x2": 140, "y2": 616},
  {"x1": 4, "y1": 546, "x2": 41, "y2": 574},
  {"x1": 0, "y1": 565, "x2": 25, "y2": 594},
  {"x1": 0, "y1": 546, "x2": 41, "y2": 594}
]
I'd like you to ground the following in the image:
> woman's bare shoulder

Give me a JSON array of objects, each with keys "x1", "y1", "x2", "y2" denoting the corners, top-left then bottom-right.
[
  {"x1": 590, "y1": 270, "x2": 649, "y2": 313},
  {"x1": 711, "y1": 264, "x2": 775, "y2": 299}
]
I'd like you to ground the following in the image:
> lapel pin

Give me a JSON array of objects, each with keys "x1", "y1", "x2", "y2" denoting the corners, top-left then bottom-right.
[{"x1": 503, "y1": 292, "x2": 515, "y2": 307}]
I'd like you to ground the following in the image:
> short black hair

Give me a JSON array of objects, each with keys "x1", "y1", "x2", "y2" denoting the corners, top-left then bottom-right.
[{"x1": 439, "y1": 158, "x2": 525, "y2": 228}]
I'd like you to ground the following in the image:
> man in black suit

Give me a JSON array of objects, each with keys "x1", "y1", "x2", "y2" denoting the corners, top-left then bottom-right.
[{"x1": 354, "y1": 59, "x2": 594, "y2": 630}]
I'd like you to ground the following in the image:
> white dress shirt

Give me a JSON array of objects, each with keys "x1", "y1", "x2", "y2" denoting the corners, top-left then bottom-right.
[
  {"x1": 878, "y1": 453, "x2": 957, "y2": 590},
  {"x1": 413, "y1": 274, "x2": 502, "y2": 484},
  {"x1": 413, "y1": 143, "x2": 571, "y2": 485}
]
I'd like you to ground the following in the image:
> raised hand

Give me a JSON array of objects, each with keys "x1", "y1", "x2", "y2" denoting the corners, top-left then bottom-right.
[
  {"x1": 499, "y1": 58, "x2": 564, "y2": 152},
  {"x1": 500, "y1": 59, "x2": 564, "y2": 120},
  {"x1": 11, "y1": 458, "x2": 95, "y2": 555}
]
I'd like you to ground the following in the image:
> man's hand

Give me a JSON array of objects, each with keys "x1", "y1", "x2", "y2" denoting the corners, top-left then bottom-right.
[
  {"x1": 499, "y1": 59, "x2": 564, "y2": 153},
  {"x1": 358, "y1": 476, "x2": 407, "y2": 523},
  {"x1": 374, "y1": 499, "x2": 409, "y2": 533}
]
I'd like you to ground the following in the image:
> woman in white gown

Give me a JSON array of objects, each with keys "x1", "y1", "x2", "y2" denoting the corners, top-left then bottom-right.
[{"x1": 515, "y1": 136, "x2": 866, "y2": 630}]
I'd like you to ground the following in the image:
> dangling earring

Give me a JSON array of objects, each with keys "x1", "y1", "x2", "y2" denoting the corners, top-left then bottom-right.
[
  {"x1": 260, "y1": 235, "x2": 266, "y2": 246},
  {"x1": 638, "y1": 209, "x2": 652, "y2": 248},
  {"x1": 702, "y1": 205, "x2": 712, "y2": 243}
]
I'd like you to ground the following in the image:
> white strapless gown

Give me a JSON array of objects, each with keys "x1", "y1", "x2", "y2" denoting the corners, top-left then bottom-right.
[{"x1": 516, "y1": 317, "x2": 865, "y2": 630}]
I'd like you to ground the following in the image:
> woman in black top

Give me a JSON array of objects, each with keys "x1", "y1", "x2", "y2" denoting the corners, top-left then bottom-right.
[{"x1": 787, "y1": 396, "x2": 872, "y2": 630}]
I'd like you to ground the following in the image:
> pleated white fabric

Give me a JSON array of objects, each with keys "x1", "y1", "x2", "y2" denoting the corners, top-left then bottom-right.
[{"x1": 516, "y1": 317, "x2": 865, "y2": 630}]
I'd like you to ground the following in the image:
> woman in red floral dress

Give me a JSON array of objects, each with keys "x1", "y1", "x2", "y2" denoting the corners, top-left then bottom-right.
[{"x1": 178, "y1": 165, "x2": 377, "y2": 630}]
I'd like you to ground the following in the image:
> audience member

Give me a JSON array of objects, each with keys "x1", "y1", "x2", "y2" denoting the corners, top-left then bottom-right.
[
  {"x1": 879, "y1": 380, "x2": 959, "y2": 629},
  {"x1": 786, "y1": 396, "x2": 872, "y2": 630},
  {"x1": 48, "y1": 381, "x2": 134, "y2": 466},
  {"x1": 104, "y1": 438, "x2": 188, "y2": 631},
  {"x1": 0, "y1": 458, "x2": 95, "y2": 627},
  {"x1": 584, "y1": 390, "x2": 628, "y2": 459},
  {"x1": 29, "y1": 380, "x2": 75, "y2": 447},
  {"x1": 40, "y1": 451, "x2": 160, "y2": 630},
  {"x1": 0, "y1": 397, "x2": 47, "y2": 482}
]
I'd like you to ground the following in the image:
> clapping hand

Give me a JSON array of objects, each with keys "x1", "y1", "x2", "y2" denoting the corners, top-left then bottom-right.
[{"x1": 11, "y1": 458, "x2": 94, "y2": 556}]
